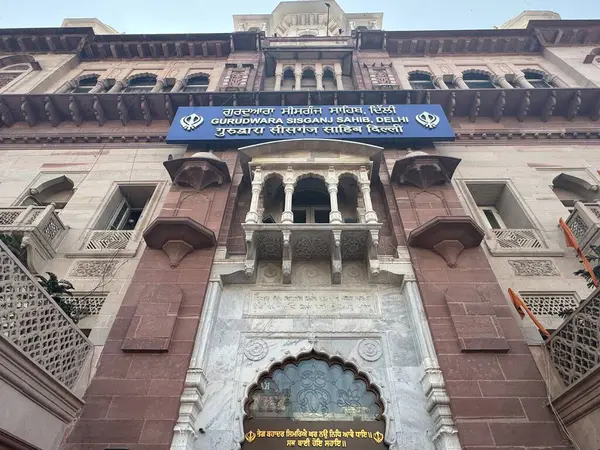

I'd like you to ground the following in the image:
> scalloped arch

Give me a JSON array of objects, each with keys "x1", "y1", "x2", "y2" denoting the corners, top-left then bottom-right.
[
  {"x1": 295, "y1": 171, "x2": 327, "y2": 183},
  {"x1": 322, "y1": 65, "x2": 335, "y2": 74},
  {"x1": 338, "y1": 171, "x2": 359, "y2": 182},
  {"x1": 185, "y1": 71, "x2": 210, "y2": 82},
  {"x1": 461, "y1": 68, "x2": 493, "y2": 78},
  {"x1": 408, "y1": 69, "x2": 434, "y2": 79},
  {"x1": 72, "y1": 72, "x2": 101, "y2": 85},
  {"x1": 125, "y1": 71, "x2": 158, "y2": 83},
  {"x1": 301, "y1": 65, "x2": 316, "y2": 74},
  {"x1": 521, "y1": 67, "x2": 549, "y2": 78}
]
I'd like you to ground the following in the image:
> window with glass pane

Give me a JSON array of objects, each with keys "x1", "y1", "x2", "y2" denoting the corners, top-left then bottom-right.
[
  {"x1": 463, "y1": 72, "x2": 497, "y2": 89},
  {"x1": 124, "y1": 75, "x2": 157, "y2": 93},
  {"x1": 248, "y1": 358, "x2": 381, "y2": 421},
  {"x1": 523, "y1": 71, "x2": 551, "y2": 88},
  {"x1": 70, "y1": 76, "x2": 99, "y2": 93},
  {"x1": 409, "y1": 72, "x2": 435, "y2": 89},
  {"x1": 184, "y1": 75, "x2": 209, "y2": 92}
]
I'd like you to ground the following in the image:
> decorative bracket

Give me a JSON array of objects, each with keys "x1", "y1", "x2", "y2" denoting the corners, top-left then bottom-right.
[
  {"x1": 391, "y1": 152, "x2": 461, "y2": 189},
  {"x1": 163, "y1": 152, "x2": 231, "y2": 192},
  {"x1": 143, "y1": 217, "x2": 216, "y2": 268},
  {"x1": 408, "y1": 216, "x2": 484, "y2": 267}
]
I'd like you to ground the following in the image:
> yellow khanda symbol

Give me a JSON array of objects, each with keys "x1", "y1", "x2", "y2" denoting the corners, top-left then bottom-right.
[
  {"x1": 373, "y1": 431, "x2": 384, "y2": 444},
  {"x1": 245, "y1": 431, "x2": 257, "y2": 443}
]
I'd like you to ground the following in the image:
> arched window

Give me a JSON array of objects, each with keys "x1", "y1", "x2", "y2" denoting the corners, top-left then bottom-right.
[
  {"x1": 301, "y1": 68, "x2": 317, "y2": 91},
  {"x1": 281, "y1": 67, "x2": 295, "y2": 90},
  {"x1": 124, "y1": 75, "x2": 157, "y2": 93},
  {"x1": 20, "y1": 176, "x2": 75, "y2": 210},
  {"x1": 292, "y1": 176, "x2": 330, "y2": 223},
  {"x1": 462, "y1": 71, "x2": 497, "y2": 89},
  {"x1": 184, "y1": 75, "x2": 209, "y2": 92},
  {"x1": 409, "y1": 72, "x2": 435, "y2": 90},
  {"x1": 322, "y1": 68, "x2": 336, "y2": 90},
  {"x1": 522, "y1": 70, "x2": 552, "y2": 88},
  {"x1": 70, "y1": 75, "x2": 99, "y2": 94},
  {"x1": 246, "y1": 355, "x2": 382, "y2": 420}
]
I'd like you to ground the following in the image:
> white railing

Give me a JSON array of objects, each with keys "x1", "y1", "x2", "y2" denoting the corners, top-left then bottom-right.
[
  {"x1": 565, "y1": 202, "x2": 600, "y2": 250},
  {"x1": 491, "y1": 228, "x2": 544, "y2": 249},
  {"x1": 547, "y1": 287, "x2": 600, "y2": 388},
  {"x1": 0, "y1": 240, "x2": 92, "y2": 390},
  {"x1": 0, "y1": 205, "x2": 68, "y2": 273},
  {"x1": 86, "y1": 230, "x2": 133, "y2": 250}
]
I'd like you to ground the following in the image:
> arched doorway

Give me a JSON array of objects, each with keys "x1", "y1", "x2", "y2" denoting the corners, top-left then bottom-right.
[
  {"x1": 242, "y1": 352, "x2": 388, "y2": 449},
  {"x1": 292, "y1": 176, "x2": 330, "y2": 223}
]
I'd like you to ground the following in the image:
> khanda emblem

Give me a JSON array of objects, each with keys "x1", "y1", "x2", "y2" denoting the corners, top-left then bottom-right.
[
  {"x1": 244, "y1": 431, "x2": 256, "y2": 443},
  {"x1": 180, "y1": 113, "x2": 203, "y2": 131},
  {"x1": 373, "y1": 431, "x2": 384, "y2": 444},
  {"x1": 415, "y1": 111, "x2": 440, "y2": 129}
]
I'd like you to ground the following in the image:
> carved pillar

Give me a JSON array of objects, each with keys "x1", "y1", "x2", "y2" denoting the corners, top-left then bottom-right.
[
  {"x1": 433, "y1": 76, "x2": 448, "y2": 90},
  {"x1": 546, "y1": 74, "x2": 568, "y2": 88},
  {"x1": 108, "y1": 79, "x2": 126, "y2": 93},
  {"x1": 513, "y1": 74, "x2": 533, "y2": 89},
  {"x1": 391, "y1": 61, "x2": 411, "y2": 89},
  {"x1": 172, "y1": 280, "x2": 222, "y2": 450},
  {"x1": 316, "y1": 71, "x2": 324, "y2": 91},
  {"x1": 152, "y1": 78, "x2": 166, "y2": 93},
  {"x1": 171, "y1": 79, "x2": 185, "y2": 93},
  {"x1": 492, "y1": 75, "x2": 513, "y2": 89},
  {"x1": 327, "y1": 168, "x2": 342, "y2": 224},
  {"x1": 281, "y1": 180, "x2": 295, "y2": 224},
  {"x1": 453, "y1": 76, "x2": 469, "y2": 90},
  {"x1": 360, "y1": 167, "x2": 378, "y2": 224},
  {"x1": 334, "y1": 62, "x2": 344, "y2": 90},
  {"x1": 274, "y1": 62, "x2": 283, "y2": 91},
  {"x1": 295, "y1": 63, "x2": 302, "y2": 91},
  {"x1": 89, "y1": 80, "x2": 108, "y2": 94},
  {"x1": 245, "y1": 167, "x2": 263, "y2": 224}
]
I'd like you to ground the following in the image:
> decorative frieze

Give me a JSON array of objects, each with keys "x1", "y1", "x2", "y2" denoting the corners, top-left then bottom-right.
[
  {"x1": 245, "y1": 288, "x2": 379, "y2": 317},
  {"x1": 508, "y1": 259, "x2": 560, "y2": 276},
  {"x1": 69, "y1": 260, "x2": 118, "y2": 278}
]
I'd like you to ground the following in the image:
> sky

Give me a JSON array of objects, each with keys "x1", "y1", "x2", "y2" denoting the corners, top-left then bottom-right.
[{"x1": 0, "y1": 0, "x2": 598, "y2": 33}]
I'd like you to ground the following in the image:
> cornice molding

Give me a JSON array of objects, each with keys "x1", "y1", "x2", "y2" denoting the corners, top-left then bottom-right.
[{"x1": 0, "y1": 88, "x2": 599, "y2": 131}]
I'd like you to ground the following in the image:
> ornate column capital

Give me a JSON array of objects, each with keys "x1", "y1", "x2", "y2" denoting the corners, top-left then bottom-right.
[
  {"x1": 171, "y1": 79, "x2": 185, "y2": 93},
  {"x1": 452, "y1": 76, "x2": 468, "y2": 90},
  {"x1": 513, "y1": 73, "x2": 533, "y2": 89},
  {"x1": 433, "y1": 76, "x2": 448, "y2": 90},
  {"x1": 151, "y1": 78, "x2": 167, "y2": 93},
  {"x1": 491, "y1": 75, "x2": 513, "y2": 89},
  {"x1": 107, "y1": 79, "x2": 126, "y2": 93}
]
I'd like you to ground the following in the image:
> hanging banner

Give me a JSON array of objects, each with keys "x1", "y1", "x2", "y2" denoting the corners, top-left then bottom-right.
[
  {"x1": 242, "y1": 419, "x2": 388, "y2": 449},
  {"x1": 166, "y1": 104, "x2": 454, "y2": 144}
]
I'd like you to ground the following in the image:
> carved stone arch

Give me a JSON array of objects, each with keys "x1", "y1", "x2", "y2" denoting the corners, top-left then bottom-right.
[
  {"x1": 72, "y1": 72, "x2": 101, "y2": 85},
  {"x1": 25, "y1": 175, "x2": 75, "y2": 207},
  {"x1": 301, "y1": 65, "x2": 316, "y2": 74},
  {"x1": 294, "y1": 171, "x2": 327, "y2": 184},
  {"x1": 236, "y1": 348, "x2": 397, "y2": 449},
  {"x1": 0, "y1": 54, "x2": 41, "y2": 70},
  {"x1": 408, "y1": 69, "x2": 434, "y2": 79},
  {"x1": 184, "y1": 71, "x2": 210, "y2": 83},
  {"x1": 521, "y1": 67, "x2": 547, "y2": 78},
  {"x1": 282, "y1": 65, "x2": 295, "y2": 75},
  {"x1": 125, "y1": 71, "x2": 158, "y2": 83},
  {"x1": 262, "y1": 171, "x2": 285, "y2": 183},
  {"x1": 322, "y1": 65, "x2": 335, "y2": 74},
  {"x1": 337, "y1": 171, "x2": 359, "y2": 182},
  {"x1": 461, "y1": 68, "x2": 493, "y2": 78}
]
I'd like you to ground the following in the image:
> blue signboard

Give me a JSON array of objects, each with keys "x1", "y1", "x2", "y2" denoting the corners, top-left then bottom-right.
[{"x1": 166, "y1": 104, "x2": 454, "y2": 145}]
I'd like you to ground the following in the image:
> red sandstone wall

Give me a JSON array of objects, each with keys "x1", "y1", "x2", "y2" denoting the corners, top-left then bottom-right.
[
  {"x1": 381, "y1": 150, "x2": 571, "y2": 450},
  {"x1": 64, "y1": 151, "x2": 238, "y2": 449}
]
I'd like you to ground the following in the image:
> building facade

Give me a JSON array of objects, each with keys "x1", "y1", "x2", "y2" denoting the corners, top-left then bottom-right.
[{"x1": 0, "y1": 3, "x2": 600, "y2": 450}]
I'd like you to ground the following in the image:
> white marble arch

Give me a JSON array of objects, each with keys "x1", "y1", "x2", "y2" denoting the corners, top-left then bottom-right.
[{"x1": 171, "y1": 259, "x2": 460, "y2": 450}]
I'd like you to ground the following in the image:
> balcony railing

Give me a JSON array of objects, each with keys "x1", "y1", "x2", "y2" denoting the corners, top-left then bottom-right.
[
  {"x1": 85, "y1": 230, "x2": 134, "y2": 250},
  {"x1": 547, "y1": 287, "x2": 600, "y2": 389},
  {"x1": 0, "y1": 240, "x2": 93, "y2": 390},
  {"x1": 0, "y1": 205, "x2": 68, "y2": 273},
  {"x1": 565, "y1": 202, "x2": 600, "y2": 251},
  {"x1": 490, "y1": 228, "x2": 544, "y2": 250}
]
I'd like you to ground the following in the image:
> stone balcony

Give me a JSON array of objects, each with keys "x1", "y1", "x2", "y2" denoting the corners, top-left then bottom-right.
[
  {"x1": 546, "y1": 287, "x2": 600, "y2": 441},
  {"x1": 0, "y1": 240, "x2": 92, "y2": 448},
  {"x1": 0, "y1": 205, "x2": 68, "y2": 274},
  {"x1": 242, "y1": 222, "x2": 382, "y2": 284},
  {"x1": 565, "y1": 201, "x2": 600, "y2": 252}
]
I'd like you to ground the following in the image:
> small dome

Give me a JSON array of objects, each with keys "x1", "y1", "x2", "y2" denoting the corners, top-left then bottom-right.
[
  {"x1": 189, "y1": 151, "x2": 222, "y2": 161},
  {"x1": 403, "y1": 150, "x2": 429, "y2": 159}
]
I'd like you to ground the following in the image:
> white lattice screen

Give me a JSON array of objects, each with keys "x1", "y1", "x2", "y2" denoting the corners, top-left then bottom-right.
[
  {"x1": 64, "y1": 292, "x2": 108, "y2": 318},
  {"x1": 86, "y1": 230, "x2": 133, "y2": 250},
  {"x1": 0, "y1": 242, "x2": 92, "y2": 389},
  {"x1": 493, "y1": 229, "x2": 544, "y2": 249},
  {"x1": 519, "y1": 292, "x2": 579, "y2": 316},
  {"x1": 548, "y1": 290, "x2": 600, "y2": 386}
]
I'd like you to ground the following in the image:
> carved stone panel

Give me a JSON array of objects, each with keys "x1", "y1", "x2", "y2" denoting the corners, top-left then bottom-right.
[
  {"x1": 69, "y1": 260, "x2": 118, "y2": 277},
  {"x1": 508, "y1": 260, "x2": 560, "y2": 276}
]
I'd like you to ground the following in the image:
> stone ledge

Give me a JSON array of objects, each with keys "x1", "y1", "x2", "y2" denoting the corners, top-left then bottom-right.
[{"x1": 551, "y1": 365, "x2": 600, "y2": 426}]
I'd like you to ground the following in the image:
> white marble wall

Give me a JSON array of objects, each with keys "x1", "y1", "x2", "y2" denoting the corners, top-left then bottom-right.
[{"x1": 173, "y1": 259, "x2": 460, "y2": 450}]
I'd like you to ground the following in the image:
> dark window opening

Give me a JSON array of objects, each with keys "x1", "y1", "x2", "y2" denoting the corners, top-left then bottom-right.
[
  {"x1": 409, "y1": 72, "x2": 435, "y2": 90},
  {"x1": 124, "y1": 75, "x2": 157, "y2": 93},
  {"x1": 185, "y1": 75, "x2": 209, "y2": 92},
  {"x1": 463, "y1": 72, "x2": 497, "y2": 89}
]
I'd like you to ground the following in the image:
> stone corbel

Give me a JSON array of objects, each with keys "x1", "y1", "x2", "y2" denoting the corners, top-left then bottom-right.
[
  {"x1": 140, "y1": 95, "x2": 152, "y2": 125},
  {"x1": 92, "y1": 95, "x2": 106, "y2": 126},
  {"x1": 282, "y1": 230, "x2": 292, "y2": 284},
  {"x1": 331, "y1": 230, "x2": 342, "y2": 284},
  {"x1": 517, "y1": 91, "x2": 531, "y2": 122},
  {"x1": 143, "y1": 217, "x2": 216, "y2": 268},
  {"x1": 542, "y1": 90, "x2": 557, "y2": 122},
  {"x1": 176, "y1": 367, "x2": 208, "y2": 433},
  {"x1": 567, "y1": 90, "x2": 582, "y2": 121},
  {"x1": 44, "y1": 96, "x2": 60, "y2": 127},
  {"x1": 0, "y1": 98, "x2": 15, "y2": 127},
  {"x1": 165, "y1": 94, "x2": 174, "y2": 123},
  {"x1": 117, "y1": 95, "x2": 129, "y2": 125},
  {"x1": 408, "y1": 216, "x2": 484, "y2": 268},
  {"x1": 368, "y1": 229, "x2": 380, "y2": 276},
  {"x1": 244, "y1": 230, "x2": 257, "y2": 277},
  {"x1": 391, "y1": 152, "x2": 462, "y2": 189},
  {"x1": 163, "y1": 152, "x2": 231, "y2": 192},
  {"x1": 68, "y1": 95, "x2": 82, "y2": 126},
  {"x1": 468, "y1": 91, "x2": 480, "y2": 123},
  {"x1": 492, "y1": 91, "x2": 506, "y2": 122},
  {"x1": 21, "y1": 96, "x2": 36, "y2": 127},
  {"x1": 421, "y1": 368, "x2": 459, "y2": 449}
]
